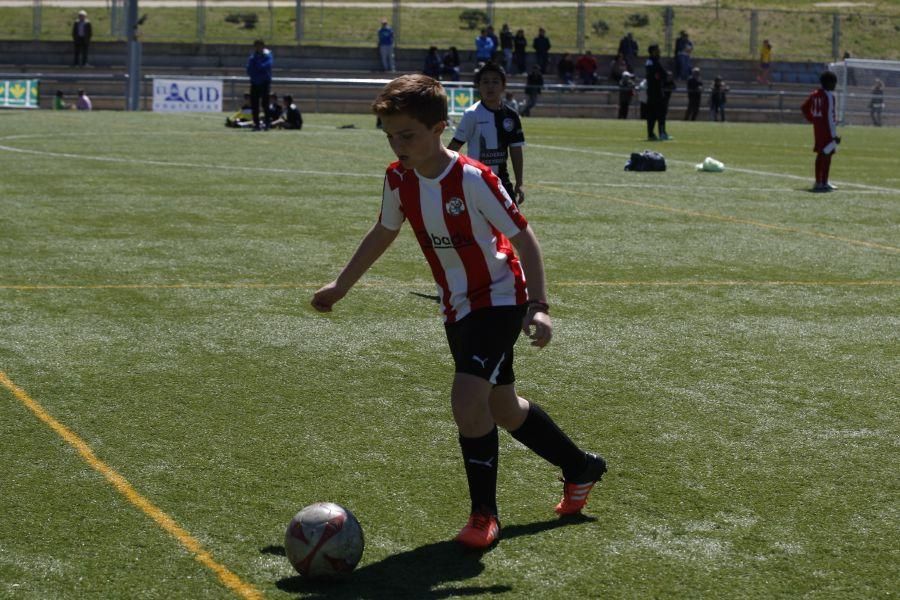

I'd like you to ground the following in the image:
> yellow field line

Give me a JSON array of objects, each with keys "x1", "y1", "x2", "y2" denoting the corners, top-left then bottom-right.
[
  {"x1": 0, "y1": 370, "x2": 264, "y2": 600},
  {"x1": 0, "y1": 280, "x2": 898, "y2": 291},
  {"x1": 533, "y1": 183, "x2": 900, "y2": 254}
]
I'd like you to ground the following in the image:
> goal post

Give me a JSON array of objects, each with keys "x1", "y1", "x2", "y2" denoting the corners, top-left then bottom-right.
[{"x1": 828, "y1": 58, "x2": 900, "y2": 126}]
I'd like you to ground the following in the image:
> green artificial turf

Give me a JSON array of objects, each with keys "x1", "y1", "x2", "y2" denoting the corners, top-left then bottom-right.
[{"x1": 0, "y1": 110, "x2": 897, "y2": 598}]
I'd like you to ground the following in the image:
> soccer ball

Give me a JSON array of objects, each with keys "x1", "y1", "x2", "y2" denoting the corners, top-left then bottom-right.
[{"x1": 284, "y1": 502, "x2": 365, "y2": 579}]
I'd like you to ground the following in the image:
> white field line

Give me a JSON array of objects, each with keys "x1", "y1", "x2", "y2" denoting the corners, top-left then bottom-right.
[
  {"x1": 3, "y1": 133, "x2": 899, "y2": 194},
  {"x1": 536, "y1": 180, "x2": 898, "y2": 195},
  {"x1": 530, "y1": 143, "x2": 900, "y2": 195}
]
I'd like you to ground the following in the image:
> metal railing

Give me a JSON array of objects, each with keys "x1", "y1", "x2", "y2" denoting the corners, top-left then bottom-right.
[{"x1": 3, "y1": 72, "x2": 894, "y2": 125}]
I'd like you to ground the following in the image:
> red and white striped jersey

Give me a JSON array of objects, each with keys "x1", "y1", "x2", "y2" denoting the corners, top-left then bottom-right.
[{"x1": 379, "y1": 152, "x2": 528, "y2": 323}]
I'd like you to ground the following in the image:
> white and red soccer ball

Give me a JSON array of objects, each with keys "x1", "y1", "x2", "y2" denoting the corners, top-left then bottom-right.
[{"x1": 284, "y1": 502, "x2": 364, "y2": 579}]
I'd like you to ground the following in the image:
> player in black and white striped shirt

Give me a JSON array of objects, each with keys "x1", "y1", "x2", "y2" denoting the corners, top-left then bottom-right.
[{"x1": 448, "y1": 62, "x2": 527, "y2": 204}]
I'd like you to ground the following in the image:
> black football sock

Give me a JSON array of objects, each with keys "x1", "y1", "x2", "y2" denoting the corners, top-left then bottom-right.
[
  {"x1": 459, "y1": 427, "x2": 499, "y2": 516},
  {"x1": 509, "y1": 402, "x2": 587, "y2": 480}
]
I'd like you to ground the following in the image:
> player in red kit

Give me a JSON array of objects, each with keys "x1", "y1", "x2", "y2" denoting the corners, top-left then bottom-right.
[
  {"x1": 311, "y1": 75, "x2": 606, "y2": 550},
  {"x1": 801, "y1": 71, "x2": 840, "y2": 192}
]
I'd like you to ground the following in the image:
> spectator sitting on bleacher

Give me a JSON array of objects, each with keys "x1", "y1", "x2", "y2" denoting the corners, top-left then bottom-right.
[
  {"x1": 557, "y1": 53, "x2": 575, "y2": 86},
  {"x1": 270, "y1": 95, "x2": 303, "y2": 130},
  {"x1": 424, "y1": 46, "x2": 442, "y2": 79},
  {"x1": 575, "y1": 50, "x2": 599, "y2": 86},
  {"x1": 441, "y1": 47, "x2": 461, "y2": 81},
  {"x1": 609, "y1": 52, "x2": 630, "y2": 84},
  {"x1": 76, "y1": 89, "x2": 92, "y2": 111},
  {"x1": 225, "y1": 94, "x2": 254, "y2": 128}
]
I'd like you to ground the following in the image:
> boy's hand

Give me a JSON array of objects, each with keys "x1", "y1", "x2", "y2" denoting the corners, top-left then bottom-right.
[
  {"x1": 311, "y1": 281, "x2": 347, "y2": 312},
  {"x1": 523, "y1": 309, "x2": 552, "y2": 348},
  {"x1": 834, "y1": 136, "x2": 841, "y2": 144},
  {"x1": 515, "y1": 184, "x2": 526, "y2": 205}
]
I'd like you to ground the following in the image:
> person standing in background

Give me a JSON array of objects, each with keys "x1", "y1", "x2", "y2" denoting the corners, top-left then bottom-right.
[
  {"x1": 801, "y1": 71, "x2": 841, "y2": 192},
  {"x1": 532, "y1": 28, "x2": 551, "y2": 74},
  {"x1": 684, "y1": 67, "x2": 702, "y2": 121},
  {"x1": 246, "y1": 39, "x2": 273, "y2": 131},
  {"x1": 758, "y1": 39, "x2": 773, "y2": 85},
  {"x1": 499, "y1": 24, "x2": 514, "y2": 74},
  {"x1": 378, "y1": 19, "x2": 396, "y2": 72},
  {"x1": 72, "y1": 10, "x2": 92, "y2": 67},
  {"x1": 513, "y1": 29, "x2": 528, "y2": 75}
]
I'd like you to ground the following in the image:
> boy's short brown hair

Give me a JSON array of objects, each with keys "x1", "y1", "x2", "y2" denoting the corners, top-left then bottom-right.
[{"x1": 372, "y1": 74, "x2": 448, "y2": 128}]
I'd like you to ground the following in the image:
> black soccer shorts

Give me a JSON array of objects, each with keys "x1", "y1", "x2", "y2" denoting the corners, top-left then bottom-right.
[{"x1": 444, "y1": 304, "x2": 527, "y2": 386}]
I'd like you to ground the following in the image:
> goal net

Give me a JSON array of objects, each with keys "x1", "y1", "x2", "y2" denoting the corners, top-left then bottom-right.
[{"x1": 827, "y1": 58, "x2": 899, "y2": 126}]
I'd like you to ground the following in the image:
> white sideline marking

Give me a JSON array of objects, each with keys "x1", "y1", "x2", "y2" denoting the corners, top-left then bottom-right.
[
  {"x1": 2, "y1": 133, "x2": 897, "y2": 194},
  {"x1": 536, "y1": 180, "x2": 897, "y2": 195},
  {"x1": 0, "y1": 143, "x2": 382, "y2": 179},
  {"x1": 530, "y1": 143, "x2": 900, "y2": 194}
]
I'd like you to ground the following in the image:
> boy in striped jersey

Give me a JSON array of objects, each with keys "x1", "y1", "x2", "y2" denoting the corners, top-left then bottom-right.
[
  {"x1": 448, "y1": 62, "x2": 526, "y2": 205},
  {"x1": 311, "y1": 74, "x2": 606, "y2": 549}
]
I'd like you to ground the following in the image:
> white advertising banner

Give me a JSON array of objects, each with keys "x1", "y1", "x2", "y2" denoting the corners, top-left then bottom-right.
[{"x1": 152, "y1": 78, "x2": 222, "y2": 113}]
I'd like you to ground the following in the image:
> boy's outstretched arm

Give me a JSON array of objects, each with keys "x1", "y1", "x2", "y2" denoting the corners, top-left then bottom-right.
[
  {"x1": 311, "y1": 222, "x2": 399, "y2": 312},
  {"x1": 509, "y1": 225, "x2": 552, "y2": 348}
]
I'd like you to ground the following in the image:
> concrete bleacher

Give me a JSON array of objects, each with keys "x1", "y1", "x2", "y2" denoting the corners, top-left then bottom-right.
[{"x1": 4, "y1": 39, "x2": 889, "y2": 125}]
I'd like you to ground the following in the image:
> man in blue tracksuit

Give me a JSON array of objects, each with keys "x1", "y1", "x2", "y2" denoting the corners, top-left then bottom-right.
[{"x1": 246, "y1": 39, "x2": 274, "y2": 130}]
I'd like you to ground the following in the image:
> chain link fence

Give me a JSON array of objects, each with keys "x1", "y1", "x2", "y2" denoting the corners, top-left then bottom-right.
[{"x1": 4, "y1": 1, "x2": 899, "y2": 61}]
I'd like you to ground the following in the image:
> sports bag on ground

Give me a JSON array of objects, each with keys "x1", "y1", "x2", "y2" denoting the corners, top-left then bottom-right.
[{"x1": 625, "y1": 150, "x2": 667, "y2": 171}]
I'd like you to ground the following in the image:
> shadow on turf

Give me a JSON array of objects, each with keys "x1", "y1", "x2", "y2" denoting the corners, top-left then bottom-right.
[{"x1": 267, "y1": 514, "x2": 595, "y2": 598}]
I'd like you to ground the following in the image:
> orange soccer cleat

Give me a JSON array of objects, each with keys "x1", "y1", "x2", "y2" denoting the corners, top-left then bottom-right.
[
  {"x1": 454, "y1": 512, "x2": 501, "y2": 549},
  {"x1": 555, "y1": 453, "x2": 608, "y2": 515}
]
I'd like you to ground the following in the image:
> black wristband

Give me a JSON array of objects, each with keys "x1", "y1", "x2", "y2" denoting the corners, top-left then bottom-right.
[{"x1": 526, "y1": 299, "x2": 550, "y2": 314}]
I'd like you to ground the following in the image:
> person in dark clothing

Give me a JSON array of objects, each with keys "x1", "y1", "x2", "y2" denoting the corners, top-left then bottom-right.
[
  {"x1": 618, "y1": 32, "x2": 638, "y2": 64},
  {"x1": 684, "y1": 67, "x2": 702, "y2": 121},
  {"x1": 72, "y1": 10, "x2": 92, "y2": 67},
  {"x1": 522, "y1": 64, "x2": 544, "y2": 117},
  {"x1": 266, "y1": 93, "x2": 282, "y2": 122},
  {"x1": 532, "y1": 28, "x2": 551, "y2": 74},
  {"x1": 513, "y1": 29, "x2": 528, "y2": 75},
  {"x1": 441, "y1": 47, "x2": 461, "y2": 81},
  {"x1": 644, "y1": 44, "x2": 665, "y2": 140},
  {"x1": 659, "y1": 70, "x2": 676, "y2": 139},
  {"x1": 271, "y1": 95, "x2": 303, "y2": 130},
  {"x1": 557, "y1": 53, "x2": 575, "y2": 86},
  {"x1": 499, "y1": 24, "x2": 514, "y2": 73},
  {"x1": 246, "y1": 39, "x2": 274, "y2": 131},
  {"x1": 710, "y1": 76, "x2": 729, "y2": 122},
  {"x1": 423, "y1": 46, "x2": 442, "y2": 79}
]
